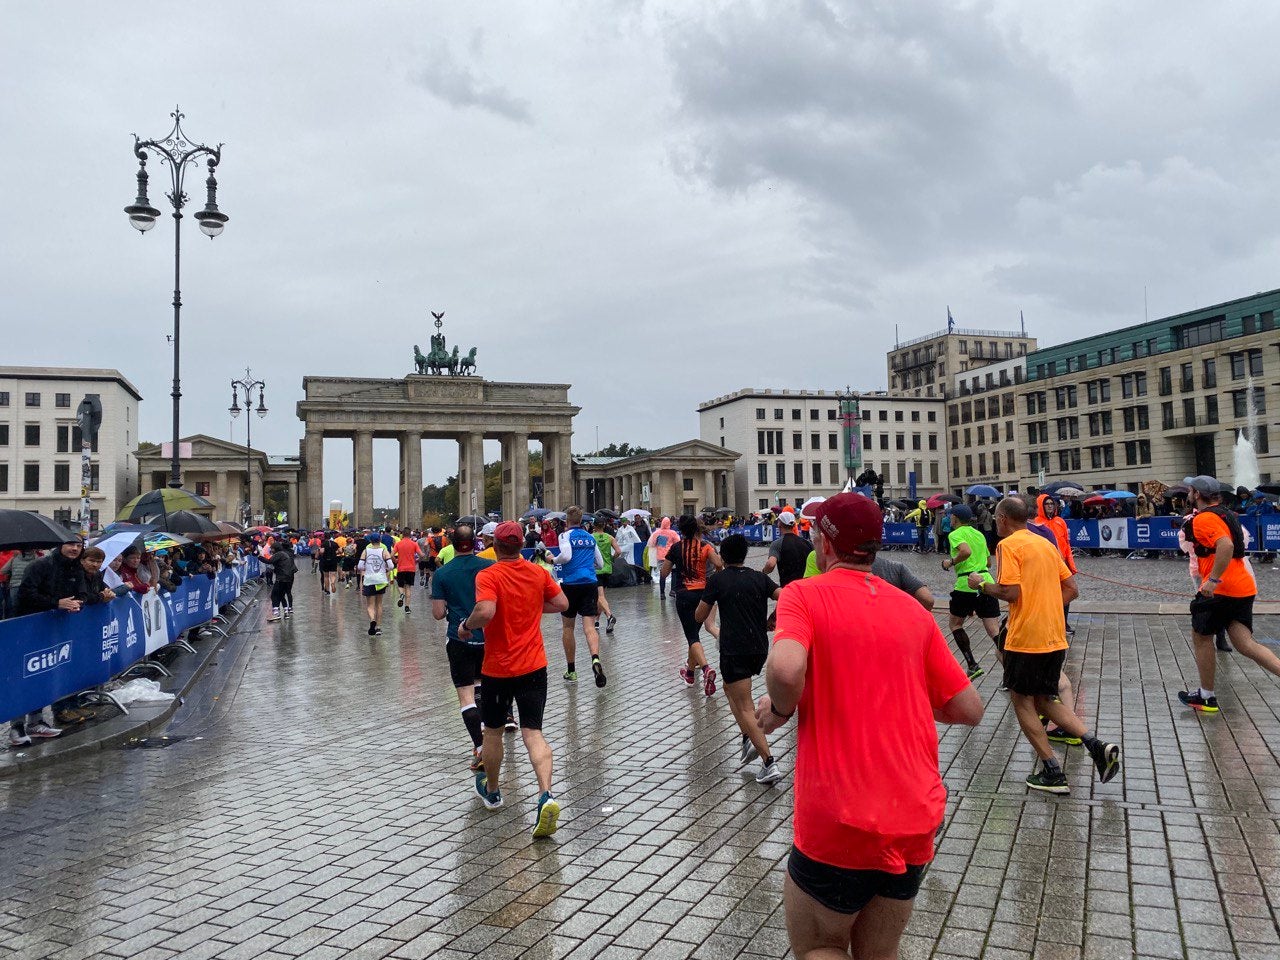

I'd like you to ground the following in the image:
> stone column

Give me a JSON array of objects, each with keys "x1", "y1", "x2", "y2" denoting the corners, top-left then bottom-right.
[
  {"x1": 286, "y1": 480, "x2": 299, "y2": 526},
  {"x1": 464, "y1": 431, "x2": 485, "y2": 516},
  {"x1": 304, "y1": 429, "x2": 324, "y2": 527},
  {"x1": 215, "y1": 470, "x2": 228, "y2": 522},
  {"x1": 559, "y1": 432, "x2": 575, "y2": 511},
  {"x1": 354, "y1": 430, "x2": 374, "y2": 527},
  {"x1": 704, "y1": 470, "x2": 716, "y2": 511},
  {"x1": 403, "y1": 431, "x2": 422, "y2": 529},
  {"x1": 512, "y1": 432, "x2": 530, "y2": 519},
  {"x1": 249, "y1": 461, "x2": 264, "y2": 523},
  {"x1": 500, "y1": 435, "x2": 515, "y2": 521},
  {"x1": 671, "y1": 469, "x2": 685, "y2": 514}
]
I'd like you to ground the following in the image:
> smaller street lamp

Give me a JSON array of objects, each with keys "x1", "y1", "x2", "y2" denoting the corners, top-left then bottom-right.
[{"x1": 229, "y1": 368, "x2": 267, "y2": 525}]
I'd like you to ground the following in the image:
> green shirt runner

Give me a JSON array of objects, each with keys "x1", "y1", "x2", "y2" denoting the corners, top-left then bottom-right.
[
  {"x1": 948, "y1": 525, "x2": 993, "y2": 593},
  {"x1": 593, "y1": 531, "x2": 614, "y2": 575}
]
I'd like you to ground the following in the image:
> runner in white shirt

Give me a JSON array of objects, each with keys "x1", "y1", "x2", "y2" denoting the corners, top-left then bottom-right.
[{"x1": 359, "y1": 538, "x2": 392, "y2": 636}]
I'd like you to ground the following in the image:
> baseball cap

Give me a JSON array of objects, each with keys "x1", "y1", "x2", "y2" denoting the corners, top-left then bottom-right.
[
  {"x1": 494, "y1": 521, "x2": 524, "y2": 545},
  {"x1": 1183, "y1": 475, "x2": 1220, "y2": 497},
  {"x1": 812, "y1": 492, "x2": 883, "y2": 554},
  {"x1": 479, "y1": 521, "x2": 499, "y2": 538},
  {"x1": 799, "y1": 496, "x2": 826, "y2": 520},
  {"x1": 777, "y1": 511, "x2": 797, "y2": 526},
  {"x1": 951, "y1": 504, "x2": 974, "y2": 522}
]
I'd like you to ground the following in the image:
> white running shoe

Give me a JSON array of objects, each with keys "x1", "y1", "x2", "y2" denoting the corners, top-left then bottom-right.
[
  {"x1": 8, "y1": 729, "x2": 31, "y2": 747},
  {"x1": 755, "y1": 758, "x2": 783, "y2": 784},
  {"x1": 740, "y1": 737, "x2": 759, "y2": 766},
  {"x1": 28, "y1": 722, "x2": 62, "y2": 739}
]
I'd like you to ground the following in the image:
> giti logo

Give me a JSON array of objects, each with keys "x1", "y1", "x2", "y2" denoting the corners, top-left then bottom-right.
[{"x1": 25, "y1": 642, "x2": 72, "y2": 677}]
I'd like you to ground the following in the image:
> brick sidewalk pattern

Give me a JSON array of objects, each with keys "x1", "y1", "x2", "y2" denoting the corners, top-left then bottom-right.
[{"x1": 1, "y1": 568, "x2": 1279, "y2": 959}]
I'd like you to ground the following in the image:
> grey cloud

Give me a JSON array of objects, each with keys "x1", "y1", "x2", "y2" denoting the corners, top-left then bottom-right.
[{"x1": 411, "y1": 41, "x2": 532, "y2": 123}]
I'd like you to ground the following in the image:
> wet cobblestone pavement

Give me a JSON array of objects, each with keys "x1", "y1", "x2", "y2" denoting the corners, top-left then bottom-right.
[{"x1": 2, "y1": 563, "x2": 1280, "y2": 960}]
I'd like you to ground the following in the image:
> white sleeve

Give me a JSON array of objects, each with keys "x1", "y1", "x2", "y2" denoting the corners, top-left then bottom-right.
[
  {"x1": 552, "y1": 532, "x2": 572, "y2": 564},
  {"x1": 594, "y1": 545, "x2": 605, "y2": 568}
]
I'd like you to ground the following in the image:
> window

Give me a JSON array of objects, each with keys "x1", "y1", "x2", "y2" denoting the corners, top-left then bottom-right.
[
  {"x1": 755, "y1": 408, "x2": 765, "y2": 420},
  {"x1": 1007, "y1": 449, "x2": 1016, "y2": 473},
  {"x1": 810, "y1": 432, "x2": 820, "y2": 450},
  {"x1": 879, "y1": 434, "x2": 889, "y2": 450},
  {"x1": 0, "y1": 464, "x2": 6, "y2": 492},
  {"x1": 23, "y1": 463, "x2": 38, "y2": 491},
  {"x1": 1088, "y1": 445, "x2": 1115, "y2": 469},
  {"x1": 55, "y1": 393, "x2": 71, "y2": 408},
  {"x1": 964, "y1": 428, "x2": 972, "y2": 447},
  {"x1": 1180, "y1": 363, "x2": 1194, "y2": 392},
  {"x1": 863, "y1": 433, "x2": 873, "y2": 450},
  {"x1": 911, "y1": 410, "x2": 920, "y2": 422},
  {"x1": 891, "y1": 410, "x2": 902, "y2": 423},
  {"x1": 1230, "y1": 352, "x2": 1246, "y2": 380},
  {"x1": 878, "y1": 410, "x2": 888, "y2": 421},
  {"x1": 1058, "y1": 449, "x2": 1071, "y2": 472},
  {"x1": 1205, "y1": 395, "x2": 1218, "y2": 424},
  {"x1": 1139, "y1": 440, "x2": 1150, "y2": 464},
  {"x1": 683, "y1": 477, "x2": 694, "y2": 491},
  {"x1": 1203, "y1": 358, "x2": 1217, "y2": 389},
  {"x1": 54, "y1": 463, "x2": 70, "y2": 492},
  {"x1": 961, "y1": 402, "x2": 972, "y2": 423},
  {"x1": 0, "y1": 392, "x2": 8, "y2": 406},
  {"x1": 1161, "y1": 402, "x2": 1174, "y2": 430},
  {"x1": 812, "y1": 463, "x2": 822, "y2": 484},
  {"x1": 774, "y1": 408, "x2": 784, "y2": 420},
  {"x1": 953, "y1": 456, "x2": 961, "y2": 478},
  {"x1": 1257, "y1": 426, "x2": 1270, "y2": 454},
  {"x1": 758, "y1": 463, "x2": 768, "y2": 484},
  {"x1": 1158, "y1": 367, "x2": 1172, "y2": 396},
  {"x1": 1249, "y1": 348, "x2": 1264, "y2": 377},
  {"x1": 719, "y1": 417, "x2": 725, "y2": 428},
  {"x1": 791, "y1": 409, "x2": 802, "y2": 421},
  {"x1": 793, "y1": 432, "x2": 803, "y2": 450},
  {"x1": 758, "y1": 432, "x2": 767, "y2": 455},
  {"x1": 930, "y1": 462, "x2": 940, "y2": 484},
  {"x1": 24, "y1": 392, "x2": 39, "y2": 407},
  {"x1": 928, "y1": 411, "x2": 937, "y2": 422},
  {"x1": 24, "y1": 424, "x2": 39, "y2": 446},
  {"x1": 958, "y1": 340, "x2": 967, "y2": 354},
  {"x1": 895, "y1": 434, "x2": 905, "y2": 451},
  {"x1": 965, "y1": 454, "x2": 973, "y2": 475},
  {"x1": 991, "y1": 422, "x2": 999, "y2": 443},
  {"x1": 793, "y1": 462, "x2": 804, "y2": 484},
  {"x1": 0, "y1": 424, "x2": 7, "y2": 446},
  {"x1": 828, "y1": 433, "x2": 838, "y2": 450},
  {"x1": 776, "y1": 462, "x2": 786, "y2": 485},
  {"x1": 809, "y1": 409, "x2": 819, "y2": 421},
  {"x1": 928, "y1": 434, "x2": 938, "y2": 451},
  {"x1": 1175, "y1": 315, "x2": 1225, "y2": 348},
  {"x1": 1183, "y1": 397, "x2": 1196, "y2": 426},
  {"x1": 720, "y1": 437, "x2": 724, "y2": 448},
  {"x1": 978, "y1": 452, "x2": 987, "y2": 474},
  {"x1": 72, "y1": 426, "x2": 97, "y2": 453},
  {"x1": 758, "y1": 498, "x2": 768, "y2": 510},
  {"x1": 1003, "y1": 395, "x2": 1015, "y2": 416},
  {"x1": 912, "y1": 434, "x2": 922, "y2": 451},
  {"x1": 89, "y1": 464, "x2": 99, "y2": 492},
  {"x1": 828, "y1": 409, "x2": 838, "y2": 420}
]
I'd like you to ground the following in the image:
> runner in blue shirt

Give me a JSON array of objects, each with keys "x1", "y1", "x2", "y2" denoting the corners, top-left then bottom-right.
[{"x1": 551, "y1": 505, "x2": 607, "y2": 687}]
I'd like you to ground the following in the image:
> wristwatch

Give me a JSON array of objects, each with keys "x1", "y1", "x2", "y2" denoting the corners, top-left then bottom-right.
[{"x1": 770, "y1": 702, "x2": 794, "y2": 720}]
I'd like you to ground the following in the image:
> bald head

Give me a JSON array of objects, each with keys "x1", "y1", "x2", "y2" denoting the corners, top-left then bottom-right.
[{"x1": 995, "y1": 496, "x2": 1029, "y2": 526}]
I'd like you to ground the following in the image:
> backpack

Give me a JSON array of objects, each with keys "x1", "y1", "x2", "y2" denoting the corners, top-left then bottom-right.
[{"x1": 1183, "y1": 506, "x2": 1245, "y2": 559}]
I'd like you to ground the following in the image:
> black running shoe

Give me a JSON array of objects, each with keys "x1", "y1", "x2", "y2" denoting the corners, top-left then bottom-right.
[
  {"x1": 1026, "y1": 769, "x2": 1070, "y2": 794},
  {"x1": 1178, "y1": 690, "x2": 1219, "y2": 713},
  {"x1": 592, "y1": 658, "x2": 607, "y2": 688},
  {"x1": 1090, "y1": 741, "x2": 1121, "y2": 783}
]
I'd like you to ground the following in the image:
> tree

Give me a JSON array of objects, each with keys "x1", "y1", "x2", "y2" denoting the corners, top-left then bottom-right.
[{"x1": 585, "y1": 442, "x2": 650, "y2": 458}]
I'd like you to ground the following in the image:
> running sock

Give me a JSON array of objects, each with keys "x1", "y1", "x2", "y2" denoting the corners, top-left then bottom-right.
[
  {"x1": 1200, "y1": 687, "x2": 1215, "y2": 700},
  {"x1": 566, "y1": 661, "x2": 575, "y2": 674},
  {"x1": 461, "y1": 705, "x2": 483, "y2": 748},
  {"x1": 592, "y1": 654, "x2": 600, "y2": 663},
  {"x1": 1042, "y1": 757, "x2": 1062, "y2": 774},
  {"x1": 952, "y1": 627, "x2": 973, "y2": 658}
]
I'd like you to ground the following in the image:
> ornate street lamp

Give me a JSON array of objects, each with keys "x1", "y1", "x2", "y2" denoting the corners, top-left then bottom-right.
[
  {"x1": 126, "y1": 106, "x2": 228, "y2": 488},
  {"x1": 229, "y1": 368, "x2": 267, "y2": 525}
]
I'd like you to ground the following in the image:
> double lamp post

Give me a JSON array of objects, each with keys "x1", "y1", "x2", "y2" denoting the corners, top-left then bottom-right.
[
  {"x1": 124, "y1": 107, "x2": 229, "y2": 489},
  {"x1": 229, "y1": 370, "x2": 267, "y2": 526}
]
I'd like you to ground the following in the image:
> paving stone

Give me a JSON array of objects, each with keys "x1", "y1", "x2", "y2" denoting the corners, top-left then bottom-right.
[{"x1": 1, "y1": 577, "x2": 1277, "y2": 959}]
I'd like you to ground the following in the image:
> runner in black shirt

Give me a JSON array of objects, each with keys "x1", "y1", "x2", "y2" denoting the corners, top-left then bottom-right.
[
  {"x1": 763, "y1": 513, "x2": 813, "y2": 586},
  {"x1": 697, "y1": 534, "x2": 783, "y2": 783}
]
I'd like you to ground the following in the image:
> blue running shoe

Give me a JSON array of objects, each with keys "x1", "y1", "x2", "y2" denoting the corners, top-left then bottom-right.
[{"x1": 474, "y1": 772, "x2": 503, "y2": 809}]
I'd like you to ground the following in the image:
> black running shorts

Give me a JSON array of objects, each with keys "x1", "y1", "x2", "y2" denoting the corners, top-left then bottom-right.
[
  {"x1": 1002, "y1": 648, "x2": 1066, "y2": 698},
  {"x1": 948, "y1": 589, "x2": 1000, "y2": 620},
  {"x1": 479, "y1": 668, "x2": 547, "y2": 730},
  {"x1": 361, "y1": 583, "x2": 387, "y2": 597},
  {"x1": 720, "y1": 652, "x2": 767, "y2": 685},
  {"x1": 561, "y1": 582, "x2": 598, "y2": 619},
  {"x1": 396, "y1": 570, "x2": 416, "y2": 588},
  {"x1": 446, "y1": 639, "x2": 485, "y2": 689},
  {"x1": 675, "y1": 589, "x2": 704, "y2": 645},
  {"x1": 1190, "y1": 594, "x2": 1254, "y2": 637},
  {"x1": 787, "y1": 847, "x2": 925, "y2": 916}
]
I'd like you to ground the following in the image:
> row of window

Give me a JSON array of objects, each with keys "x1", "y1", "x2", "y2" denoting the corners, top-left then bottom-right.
[
  {"x1": 0, "y1": 392, "x2": 73, "y2": 408},
  {"x1": 0, "y1": 423, "x2": 100, "y2": 452},
  {"x1": 757, "y1": 430, "x2": 842, "y2": 455},
  {"x1": 747, "y1": 407, "x2": 939, "y2": 424},
  {"x1": 951, "y1": 394, "x2": 1017, "y2": 424},
  {"x1": 953, "y1": 449, "x2": 1018, "y2": 479},
  {"x1": 752, "y1": 459, "x2": 945, "y2": 488},
  {"x1": 952, "y1": 422, "x2": 1015, "y2": 448},
  {"x1": 0, "y1": 462, "x2": 100, "y2": 493},
  {"x1": 863, "y1": 433, "x2": 940, "y2": 452},
  {"x1": 1025, "y1": 389, "x2": 1267, "y2": 443},
  {"x1": 1034, "y1": 345, "x2": 1267, "y2": 393},
  {"x1": 757, "y1": 461, "x2": 842, "y2": 486},
  {"x1": 753, "y1": 407, "x2": 840, "y2": 422}
]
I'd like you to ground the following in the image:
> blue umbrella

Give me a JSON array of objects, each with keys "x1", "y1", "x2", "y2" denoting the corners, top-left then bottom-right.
[
  {"x1": 1102, "y1": 490, "x2": 1136, "y2": 500},
  {"x1": 521, "y1": 507, "x2": 551, "y2": 521},
  {"x1": 965, "y1": 484, "x2": 1001, "y2": 498}
]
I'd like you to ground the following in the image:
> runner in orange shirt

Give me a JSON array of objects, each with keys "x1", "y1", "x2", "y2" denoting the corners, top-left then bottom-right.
[
  {"x1": 391, "y1": 531, "x2": 422, "y2": 615},
  {"x1": 1177, "y1": 475, "x2": 1280, "y2": 713},
  {"x1": 461, "y1": 521, "x2": 569, "y2": 837}
]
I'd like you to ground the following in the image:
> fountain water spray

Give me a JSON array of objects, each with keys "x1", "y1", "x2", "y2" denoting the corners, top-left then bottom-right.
[{"x1": 1232, "y1": 375, "x2": 1262, "y2": 491}]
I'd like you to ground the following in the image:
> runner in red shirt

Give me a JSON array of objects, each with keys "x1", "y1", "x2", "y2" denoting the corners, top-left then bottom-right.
[
  {"x1": 462, "y1": 521, "x2": 569, "y2": 837},
  {"x1": 391, "y1": 532, "x2": 422, "y2": 615},
  {"x1": 757, "y1": 492, "x2": 983, "y2": 958}
]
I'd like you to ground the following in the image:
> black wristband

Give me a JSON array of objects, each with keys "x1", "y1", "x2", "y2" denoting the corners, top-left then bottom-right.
[{"x1": 770, "y1": 703, "x2": 794, "y2": 720}]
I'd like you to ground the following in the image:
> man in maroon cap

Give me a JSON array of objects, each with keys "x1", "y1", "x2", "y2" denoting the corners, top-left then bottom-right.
[
  {"x1": 757, "y1": 492, "x2": 984, "y2": 959},
  {"x1": 461, "y1": 520, "x2": 569, "y2": 837}
]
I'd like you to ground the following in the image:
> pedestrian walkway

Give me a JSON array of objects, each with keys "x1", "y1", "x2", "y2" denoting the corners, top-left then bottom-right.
[{"x1": 1, "y1": 574, "x2": 1278, "y2": 959}]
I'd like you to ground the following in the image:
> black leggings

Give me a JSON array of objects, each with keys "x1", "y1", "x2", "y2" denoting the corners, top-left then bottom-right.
[
  {"x1": 675, "y1": 589, "x2": 705, "y2": 645},
  {"x1": 271, "y1": 580, "x2": 294, "y2": 609}
]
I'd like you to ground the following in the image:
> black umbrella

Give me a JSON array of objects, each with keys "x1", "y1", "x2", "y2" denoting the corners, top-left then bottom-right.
[
  {"x1": 1258, "y1": 484, "x2": 1280, "y2": 496},
  {"x1": 0, "y1": 509, "x2": 79, "y2": 550},
  {"x1": 116, "y1": 487, "x2": 214, "y2": 522},
  {"x1": 595, "y1": 508, "x2": 620, "y2": 519},
  {"x1": 163, "y1": 510, "x2": 222, "y2": 537},
  {"x1": 455, "y1": 515, "x2": 487, "y2": 529}
]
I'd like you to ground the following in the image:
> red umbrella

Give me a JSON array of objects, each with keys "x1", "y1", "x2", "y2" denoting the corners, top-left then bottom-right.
[
  {"x1": 1083, "y1": 495, "x2": 1107, "y2": 506},
  {"x1": 926, "y1": 494, "x2": 959, "y2": 509}
]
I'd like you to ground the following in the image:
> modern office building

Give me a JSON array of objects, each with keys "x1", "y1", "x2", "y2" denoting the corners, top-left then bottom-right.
[
  {"x1": 1019, "y1": 289, "x2": 1279, "y2": 490},
  {"x1": 698, "y1": 388, "x2": 946, "y2": 513},
  {"x1": 887, "y1": 324, "x2": 1036, "y2": 398},
  {"x1": 0, "y1": 367, "x2": 142, "y2": 529}
]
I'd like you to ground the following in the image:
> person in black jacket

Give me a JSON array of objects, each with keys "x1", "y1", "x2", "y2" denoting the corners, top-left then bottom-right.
[
  {"x1": 267, "y1": 538, "x2": 297, "y2": 622},
  {"x1": 8, "y1": 539, "x2": 87, "y2": 746}
]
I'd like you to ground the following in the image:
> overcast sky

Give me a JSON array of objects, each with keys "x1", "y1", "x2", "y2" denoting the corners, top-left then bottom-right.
[{"x1": 5, "y1": 2, "x2": 1280, "y2": 509}]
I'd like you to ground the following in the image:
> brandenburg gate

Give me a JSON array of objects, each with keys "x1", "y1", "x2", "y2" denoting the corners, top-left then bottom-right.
[{"x1": 296, "y1": 374, "x2": 578, "y2": 528}]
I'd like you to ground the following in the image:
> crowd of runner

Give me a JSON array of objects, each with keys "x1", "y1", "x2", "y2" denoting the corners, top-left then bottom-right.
[{"x1": 252, "y1": 470, "x2": 1273, "y2": 959}]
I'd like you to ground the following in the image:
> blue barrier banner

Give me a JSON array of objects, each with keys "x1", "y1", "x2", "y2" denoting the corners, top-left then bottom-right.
[
  {"x1": 1130, "y1": 517, "x2": 1183, "y2": 551},
  {"x1": 161, "y1": 576, "x2": 218, "y2": 639},
  {"x1": 1258, "y1": 516, "x2": 1280, "y2": 551},
  {"x1": 1066, "y1": 519, "x2": 1098, "y2": 549},
  {"x1": 883, "y1": 523, "x2": 919, "y2": 545}
]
